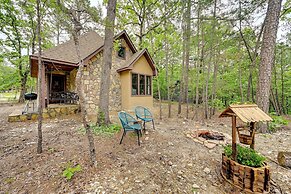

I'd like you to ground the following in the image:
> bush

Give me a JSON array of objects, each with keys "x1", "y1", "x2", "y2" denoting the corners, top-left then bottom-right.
[
  {"x1": 268, "y1": 113, "x2": 288, "y2": 131},
  {"x1": 91, "y1": 124, "x2": 121, "y2": 136},
  {"x1": 224, "y1": 144, "x2": 266, "y2": 167},
  {"x1": 78, "y1": 123, "x2": 121, "y2": 136}
]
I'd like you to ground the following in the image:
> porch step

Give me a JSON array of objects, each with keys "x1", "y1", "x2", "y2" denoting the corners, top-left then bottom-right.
[{"x1": 8, "y1": 104, "x2": 80, "y2": 122}]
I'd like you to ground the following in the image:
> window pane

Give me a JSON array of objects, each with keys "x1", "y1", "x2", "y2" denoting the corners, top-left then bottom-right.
[
  {"x1": 139, "y1": 75, "x2": 145, "y2": 95},
  {"x1": 118, "y1": 47, "x2": 126, "y2": 59},
  {"x1": 132, "y1": 74, "x2": 138, "y2": 95},
  {"x1": 146, "y1": 76, "x2": 151, "y2": 95}
]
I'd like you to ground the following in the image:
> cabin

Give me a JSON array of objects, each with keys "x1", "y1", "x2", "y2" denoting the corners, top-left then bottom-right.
[{"x1": 29, "y1": 30, "x2": 157, "y2": 118}]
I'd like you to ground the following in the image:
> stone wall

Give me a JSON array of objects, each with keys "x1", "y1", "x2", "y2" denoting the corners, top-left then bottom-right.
[
  {"x1": 67, "y1": 38, "x2": 134, "y2": 118},
  {"x1": 8, "y1": 105, "x2": 79, "y2": 122},
  {"x1": 67, "y1": 69, "x2": 77, "y2": 92}
]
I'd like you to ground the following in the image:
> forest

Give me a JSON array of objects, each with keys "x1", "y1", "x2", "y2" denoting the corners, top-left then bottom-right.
[{"x1": 0, "y1": 0, "x2": 291, "y2": 193}]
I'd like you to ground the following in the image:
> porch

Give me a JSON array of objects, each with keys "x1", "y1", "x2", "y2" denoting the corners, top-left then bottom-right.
[{"x1": 8, "y1": 104, "x2": 80, "y2": 122}]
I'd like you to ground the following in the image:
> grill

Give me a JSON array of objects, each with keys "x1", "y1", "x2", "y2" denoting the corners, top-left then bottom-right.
[
  {"x1": 22, "y1": 93, "x2": 37, "y2": 114},
  {"x1": 24, "y1": 93, "x2": 37, "y2": 101}
]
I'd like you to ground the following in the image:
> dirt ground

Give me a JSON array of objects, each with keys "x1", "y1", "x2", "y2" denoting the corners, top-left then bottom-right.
[{"x1": 0, "y1": 103, "x2": 290, "y2": 194}]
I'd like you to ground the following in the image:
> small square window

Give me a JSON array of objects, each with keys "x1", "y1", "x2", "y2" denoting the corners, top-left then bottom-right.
[{"x1": 117, "y1": 46, "x2": 126, "y2": 59}]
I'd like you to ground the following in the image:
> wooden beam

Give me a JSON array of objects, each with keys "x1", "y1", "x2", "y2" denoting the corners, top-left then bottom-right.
[
  {"x1": 232, "y1": 116, "x2": 237, "y2": 161},
  {"x1": 250, "y1": 122, "x2": 255, "y2": 149}
]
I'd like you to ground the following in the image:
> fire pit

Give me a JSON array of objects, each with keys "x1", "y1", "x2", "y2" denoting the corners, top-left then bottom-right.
[
  {"x1": 198, "y1": 131, "x2": 224, "y2": 141},
  {"x1": 186, "y1": 130, "x2": 230, "y2": 149}
]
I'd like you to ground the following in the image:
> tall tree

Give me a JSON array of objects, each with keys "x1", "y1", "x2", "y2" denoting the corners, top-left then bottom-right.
[
  {"x1": 0, "y1": 0, "x2": 31, "y2": 102},
  {"x1": 56, "y1": 0, "x2": 98, "y2": 165},
  {"x1": 257, "y1": 0, "x2": 282, "y2": 132},
  {"x1": 178, "y1": 0, "x2": 187, "y2": 115},
  {"x1": 97, "y1": 0, "x2": 117, "y2": 126},
  {"x1": 210, "y1": 0, "x2": 218, "y2": 116},
  {"x1": 184, "y1": 0, "x2": 191, "y2": 119},
  {"x1": 36, "y1": 0, "x2": 43, "y2": 154}
]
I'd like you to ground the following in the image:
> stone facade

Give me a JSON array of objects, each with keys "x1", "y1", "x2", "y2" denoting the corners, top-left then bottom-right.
[
  {"x1": 8, "y1": 105, "x2": 79, "y2": 122},
  {"x1": 69, "y1": 38, "x2": 135, "y2": 117}
]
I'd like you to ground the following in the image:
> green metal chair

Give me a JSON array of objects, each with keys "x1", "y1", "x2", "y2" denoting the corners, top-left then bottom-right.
[
  {"x1": 118, "y1": 111, "x2": 142, "y2": 146},
  {"x1": 135, "y1": 106, "x2": 155, "y2": 131}
]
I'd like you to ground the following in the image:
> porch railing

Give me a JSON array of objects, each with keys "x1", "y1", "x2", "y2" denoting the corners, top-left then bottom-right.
[{"x1": 49, "y1": 92, "x2": 79, "y2": 104}]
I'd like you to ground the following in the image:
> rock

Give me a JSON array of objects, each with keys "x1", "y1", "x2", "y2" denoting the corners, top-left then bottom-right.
[
  {"x1": 197, "y1": 137, "x2": 205, "y2": 142},
  {"x1": 145, "y1": 137, "x2": 149, "y2": 141},
  {"x1": 203, "y1": 167, "x2": 211, "y2": 174},
  {"x1": 278, "y1": 151, "x2": 291, "y2": 168},
  {"x1": 168, "y1": 161, "x2": 173, "y2": 166},
  {"x1": 192, "y1": 184, "x2": 200, "y2": 189},
  {"x1": 19, "y1": 115, "x2": 28, "y2": 122},
  {"x1": 186, "y1": 134, "x2": 192, "y2": 138},
  {"x1": 204, "y1": 142, "x2": 216, "y2": 149}
]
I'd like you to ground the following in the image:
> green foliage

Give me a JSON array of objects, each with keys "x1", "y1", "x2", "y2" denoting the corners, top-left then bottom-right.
[
  {"x1": 4, "y1": 177, "x2": 16, "y2": 184},
  {"x1": 268, "y1": 113, "x2": 289, "y2": 131},
  {"x1": 224, "y1": 144, "x2": 266, "y2": 167},
  {"x1": 210, "y1": 99, "x2": 224, "y2": 110},
  {"x1": 91, "y1": 124, "x2": 121, "y2": 136},
  {"x1": 62, "y1": 163, "x2": 81, "y2": 181},
  {"x1": 78, "y1": 123, "x2": 121, "y2": 136},
  {"x1": 97, "y1": 110, "x2": 106, "y2": 126}
]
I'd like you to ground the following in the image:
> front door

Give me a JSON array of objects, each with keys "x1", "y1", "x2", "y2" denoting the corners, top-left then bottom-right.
[
  {"x1": 51, "y1": 75, "x2": 65, "y2": 92},
  {"x1": 49, "y1": 74, "x2": 66, "y2": 103}
]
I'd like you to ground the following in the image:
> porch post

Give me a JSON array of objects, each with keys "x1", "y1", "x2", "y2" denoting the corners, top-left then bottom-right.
[{"x1": 41, "y1": 64, "x2": 46, "y2": 108}]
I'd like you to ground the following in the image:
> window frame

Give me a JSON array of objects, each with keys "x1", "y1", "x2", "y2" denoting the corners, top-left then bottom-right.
[{"x1": 131, "y1": 72, "x2": 152, "y2": 96}]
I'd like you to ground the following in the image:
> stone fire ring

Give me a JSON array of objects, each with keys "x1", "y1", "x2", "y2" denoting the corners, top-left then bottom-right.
[{"x1": 186, "y1": 130, "x2": 231, "y2": 149}]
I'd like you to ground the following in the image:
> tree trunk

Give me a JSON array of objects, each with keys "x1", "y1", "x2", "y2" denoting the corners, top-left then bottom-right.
[
  {"x1": 19, "y1": 75, "x2": 28, "y2": 103},
  {"x1": 184, "y1": 0, "x2": 191, "y2": 119},
  {"x1": 238, "y1": 55, "x2": 244, "y2": 103},
  {"x1": 97, "y1": 0, "x2": 117, "y2": 126},
  {"x1": 56, "y1": 0, "x2": 97, "y2": 165},
  {"x1": 210, "y1": 0, "x2": 218, "y2": 116},
  {"x1": 238, "y1": 0, "x2": 265, "y2": 103},
  {"x1": 256, "y1": 0, "x2": 282, "y2": 132},
  {"x1": 157, "y1": 76, "x2": 162, "y2": 120},
  {"x1": 272, "y1": 57, "x2": 282, "y2": 115},
  {"x1": 36, "y1": 0, "x2": 43, "y2": 154},
  {"x1": 178, "y1": 0, "x2": 187, "y2": 115},
  {"x1": 270, "y1": 88, "x2": 280, "y2": 114},
  {"x1": 164, "y1": 0, "x2": 171, "y2": 118},
  {"x1": 194, "y1": 2, "x2": 201, "y2": 121},
  {"x1": 280, "y1": 47, "x2": 285, "y2": 114},
  {"x1": 200, "y1": 21, "x2": 206, "y2": 122}
]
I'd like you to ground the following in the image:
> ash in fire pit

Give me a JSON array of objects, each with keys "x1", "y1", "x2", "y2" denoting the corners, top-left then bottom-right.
[
  {"x1": 186, "y1": 130, "x2": 229, "y2": 149},
  {"x1": 198, "y1": 131, "x2": 225, "y2": 141}
]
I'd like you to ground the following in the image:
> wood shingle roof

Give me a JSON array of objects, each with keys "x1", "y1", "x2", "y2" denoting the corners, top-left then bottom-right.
[{"x1": 219, "y1": 104, "x2": 273, "y2": 123}]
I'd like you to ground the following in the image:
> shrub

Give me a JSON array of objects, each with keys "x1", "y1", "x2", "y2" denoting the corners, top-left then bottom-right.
[
  {"x1": 62, "y1": 163, "x2": 82, "y2": 180},
  {"x1": 268, "y1": 113, "x2": 288, "y2": 131},
  {"x1": 224, "y1": 144, "x2": 266, "y2": 167},
  {"x1": 91, "y1": 124, "x2": 121, "y2": 136},
  {"x1": 78, "y1": 123, "x2": 121, "y2": 136}
]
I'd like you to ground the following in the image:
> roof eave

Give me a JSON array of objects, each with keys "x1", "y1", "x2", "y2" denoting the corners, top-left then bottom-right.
[{"x1": 30, "y1": 55, "x2": 78, "y2": 66}]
